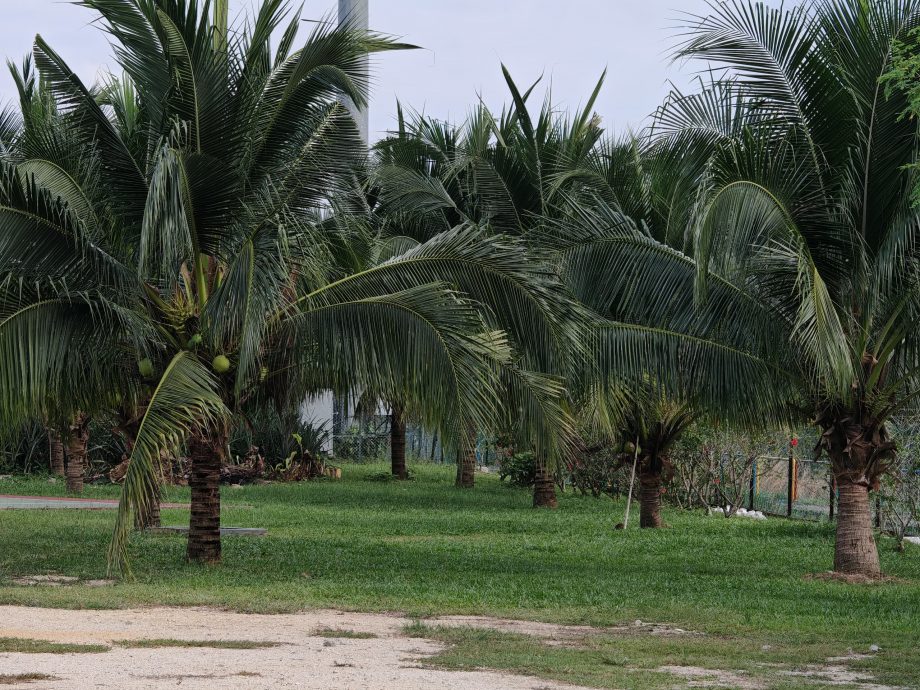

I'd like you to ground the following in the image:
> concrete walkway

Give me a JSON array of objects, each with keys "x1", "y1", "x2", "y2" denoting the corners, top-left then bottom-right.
[{"x1": 0, "y1": 495, "x2": 186, "y2": 510}]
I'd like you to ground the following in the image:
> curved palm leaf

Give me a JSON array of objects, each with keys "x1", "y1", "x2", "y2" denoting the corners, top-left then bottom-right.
[{"x1": 108, "y1": 351, "x2": 228, "y2": 574}]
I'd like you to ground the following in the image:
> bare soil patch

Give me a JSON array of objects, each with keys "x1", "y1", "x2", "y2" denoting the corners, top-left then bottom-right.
[
  {"x1": 805, "y1": 571, "x2": 904, "y2": 585},
  {"x1": 0, "y1": 606, "x2": 894, "y2": 689},
  {"x1": 657, "y1": 665, "x2": 764, "y2": 689},
  {"x1": 428, "y1": 614, "x2": 701, "y2": 639},
  {"x1": 0, "y1": 675, "x2": 58, "y2": 686},
  {"x1": 0, "y1": 606, "x2": 588, "y2": 689},
  {"x1": 779, "y1": 664, "x2": 903, "y2": 689},
  {"x1": 7, "y1": 574, "x2": 116, "y2": 588}
]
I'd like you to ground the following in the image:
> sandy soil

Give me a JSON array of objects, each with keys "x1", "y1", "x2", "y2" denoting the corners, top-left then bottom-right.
[
  {"x1": 0, "y1": 606, "x2": 590, "y2": 689},
  {"x1": 433, "y1": 615, "x2": 699, "y2": 638}
]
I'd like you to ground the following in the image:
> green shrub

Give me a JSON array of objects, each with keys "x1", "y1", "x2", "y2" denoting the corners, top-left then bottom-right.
[
  {"x1": 565, "y1": 449, "x2": 629, "y2": 499},
  {"x1": 230, "y1": 405, "x2": 329, "y2": 465},
  {"x1": 497, "y1": 451, "x2": 536, "y2": 487}
]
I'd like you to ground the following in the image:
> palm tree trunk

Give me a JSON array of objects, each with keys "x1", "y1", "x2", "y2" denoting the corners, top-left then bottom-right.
[
  {"x1": 390, "y1": 403, "x2": 407, "y2": 479},
  {"x1": 48, "y1": 429, "x2": 65, "y2": 477},
  {"x1": 455, "y1": 426, "x2": 476, "y2": 488},
  {"x1": 134, "y1": 451, "x2": 161, "y2": 531},
  {"x1": 834, "y1": 478, "x2": 881, "y2": 578},
  {"x1": 187, "y1": 432, "x2": 225, "y2": 564},
  {"x1": 639, "y1": 464, "x2": 663, "y2": 528},
  {"x1": 532, "y1": 460, "x2": 557, "y2": 508},
  {"x1": 65, "y1": 414, "x2": 88, "y2": 494},
  {"x1": 456, "y1": 450, "x2": 475, "y2": 487},
  {"x1": 135, "y1": 487, "x2": 161, "y2": 530},
  {"x1": 818, "y1": 409, "x2": 885, "y2": 578},
  {"x1": 114, "y1": 404, "x2": 161, "y2": 530}
]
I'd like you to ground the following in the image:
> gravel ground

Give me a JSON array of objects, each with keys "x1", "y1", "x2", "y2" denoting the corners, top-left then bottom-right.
[{"x1": 0, "y1": 606, "x2": 590, "y2": 689}]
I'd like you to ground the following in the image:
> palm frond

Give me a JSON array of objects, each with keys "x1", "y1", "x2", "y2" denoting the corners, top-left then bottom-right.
[
  {"x1": 283, "y1": 283, "x2": 509, "y2": 445},
  {"x1": 108, "y1": 350, "x2": 228, "y2": 575},
  {"x1": 299, "y1": 224, "x2": 584, "y2": 374}
]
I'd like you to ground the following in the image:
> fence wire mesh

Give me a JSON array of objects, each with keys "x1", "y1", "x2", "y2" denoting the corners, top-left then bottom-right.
[
  {"x1": 751, "y1": 456, "x2": 833, "y2": 521},
  {"x1": 331, "y1": 414, "x2": 500, "y2": 466},
  {"x1": 329, "y1": 410, "x2": 918, "y2": 535}
]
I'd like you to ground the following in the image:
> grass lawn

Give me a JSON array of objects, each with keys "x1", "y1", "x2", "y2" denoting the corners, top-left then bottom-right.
[{"x1": 1, "y1": 464, "x2": 919, "y2": 688}]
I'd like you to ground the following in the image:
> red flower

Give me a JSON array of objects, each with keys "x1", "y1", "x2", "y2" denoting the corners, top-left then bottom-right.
[
  {"x1": 713, "y1": 478, "x2": 721, "y2": 485},
  {"x1": 791, "y1": 437, "x2": 799, "y2": 448}
]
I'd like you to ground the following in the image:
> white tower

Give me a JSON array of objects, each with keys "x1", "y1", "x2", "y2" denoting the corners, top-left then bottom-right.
[
  {"x1": 308, "y1": 1, "x2": 369, "y2": 451},
  {"x1": 339, "y1": 0, "x2": 370, "y2": 143}
]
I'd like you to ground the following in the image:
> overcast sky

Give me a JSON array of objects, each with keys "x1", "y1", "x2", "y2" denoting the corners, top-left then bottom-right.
[{"x1": 0, "y1": 1, "x2": 787, "y2": 141}]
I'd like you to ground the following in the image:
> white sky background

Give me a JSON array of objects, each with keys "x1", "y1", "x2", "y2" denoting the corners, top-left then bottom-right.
[{"x1": 0, "y1": 1, "x2": 787, "y2": 141}]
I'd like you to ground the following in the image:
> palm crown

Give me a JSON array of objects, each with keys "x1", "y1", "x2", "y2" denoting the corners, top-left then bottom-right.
[
  {"x1": 645, "y1": 0, "x2": 920, "y2": 575},
  {"x1": 0, "y1": 0, "x2": 581, "y2": 570},
  {"x1": 2, "y1": 0, "x2": 913, "y2": 581}
]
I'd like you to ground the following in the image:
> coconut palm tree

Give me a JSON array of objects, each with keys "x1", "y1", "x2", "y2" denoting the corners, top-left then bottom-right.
[
  {"x1": 636, "y1": 0, "x2": 920, "y2": 576},
  {"x1": 0, "y1": 55, "x2": 117, "y2": 495},
  {"x1": 617, "y1": 395, "x2": 695, "y2": 528},
  {"x1": 546, "y1": 133, "x2": 792, "y2": 527},
  {"x1": 372, "y1": 113, "x2": 521, "y2": 488},
  {"x1": 324, "y1": 171, "x2": 581, "y2": 488},
  {"x1": 373, "y1": 70, "x2": 606, "y2": 497},
  {"x1": 0, "y1": 0, "x2": 581, "y2": 573}
]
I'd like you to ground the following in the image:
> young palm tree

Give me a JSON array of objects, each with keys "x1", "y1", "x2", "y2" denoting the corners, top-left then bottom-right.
[
  {"x1": 643, "y1": 0, "x2": 920, "y2": 576},
  {"x1": 547, "y1": 134, "x2": 791, "y2": 527},
  {"x1": 325, "y1": 172, "x2": 581, "y2": 489},
  {"x1": 0, "y1": 56, "x2": 116, "y2": 495},
  {"x1": 373, "y1": 70, "x2": 606, "y2": 495},
  {"x1": 0, "y1": 0, "x2": 577, "y2": 573},
  {"x1": 620, "y1": 397, "x2": 695, "y2": 528}
]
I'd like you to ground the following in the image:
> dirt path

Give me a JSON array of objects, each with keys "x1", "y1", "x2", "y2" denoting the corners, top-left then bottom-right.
[{"x1": 0, "y1": 606, "x2": 589, "y2": 689}]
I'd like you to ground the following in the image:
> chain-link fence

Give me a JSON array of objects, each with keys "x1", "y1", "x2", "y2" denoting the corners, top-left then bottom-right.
[
  {"x1": 331, "y1": 413, "x2": 501, "y2": 466},
  {"x1": 755, "y1": 456, "x2": 865, "y2": 523},
  {"x1": 330, "y1": 409, "x2": 919, "y2": 535},
  {"x1": 751, "y1": 456, "x2": 835, "y2": 520},
  {"x1": 749, "y1": 455, "x2": 915, "y2": 533}
]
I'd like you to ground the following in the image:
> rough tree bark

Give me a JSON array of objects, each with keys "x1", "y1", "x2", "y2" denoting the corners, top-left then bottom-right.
[
  {"x1": 532, "y1": 460, "x2": 558, "y2": 508},
  {"x1": 187, "y1": 432, "x2": 225, "y2": 564},
  {"x1": 834, "y1": 478, "x2": 881, "y2": 577},
  {"x1": 48, "y1": 429, "x2": 65, "y2": 477},
  {"x1": 817, "y1": 398, "x2": 891, "y2": 578},
  {"x1": 390, "y1": 403, "x2": 407, "y2": 480},
  {"x1": 134, "y1": 485, "x2": 161, "y2": 531},
  {"x1": 65, "y1": 414, "x2": 89, "y2": 494},
  {"x1": 455, "y1": 425, "x2": 476, "y2": 488},
  {"x1": 133, "y1": 447, "x2": 161, "y2": 531},
  {"x1": 114, "y1": 403, "x2": 161, "y2": 530},
  {"x1": 639, "y1": 462, "x2": 663, "y2": 528}
]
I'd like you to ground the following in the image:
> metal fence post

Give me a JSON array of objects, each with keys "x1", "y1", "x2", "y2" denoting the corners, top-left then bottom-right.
[
  {"x1": 829, "y1": 476, "x2": 835, "y2": 521},
  {"x1": 875, "y1": 495, "x2": 882, "y2": 529},
  {"x1": 787, "y1": 454, "x2": 794, "y2": 517}
]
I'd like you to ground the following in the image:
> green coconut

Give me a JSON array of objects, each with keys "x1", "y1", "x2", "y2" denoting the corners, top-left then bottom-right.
[
  {"x1": 186, "y1": 333, "x2": 203, "y2": 349},
  {"x1": 622, "y1": 441, "x2": 636, "y2": 455},
  {"x1": 212, "y1": 354, "x2": 231, "y2": 374},
  {"x1": 138, "y1": 358, "x2": 154, "y2": 378}
]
